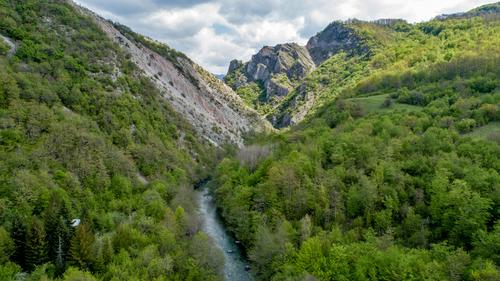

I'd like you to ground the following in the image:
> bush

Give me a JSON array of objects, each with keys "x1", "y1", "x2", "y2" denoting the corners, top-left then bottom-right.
[
  {"x1": 0, "y1": 227, "x2": 14, "y2": 263},
  {"x1": 456, "y1": 118, "x2": 477, "y2": 133}
]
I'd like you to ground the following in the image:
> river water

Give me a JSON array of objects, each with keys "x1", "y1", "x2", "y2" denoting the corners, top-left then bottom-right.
[{"x1": 197, "y1": 188, "x2": 253, "y2": 281}]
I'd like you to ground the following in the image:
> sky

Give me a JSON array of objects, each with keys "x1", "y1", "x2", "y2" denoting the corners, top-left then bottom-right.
[{"x1": 74, "y1": 0, "x2": 495, "y2": 74}]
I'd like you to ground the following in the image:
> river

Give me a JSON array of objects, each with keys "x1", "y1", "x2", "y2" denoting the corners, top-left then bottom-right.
[{"x1": 197, "y1": 188, "x2": 253, "y2": 281}]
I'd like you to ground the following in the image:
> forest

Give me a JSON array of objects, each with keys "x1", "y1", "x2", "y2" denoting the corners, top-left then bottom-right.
[
  {"x1": 213, "y1": 9, "x2": 500, "y2": 281},
  {"x1": 0, "y1": 1, "x2": 223, "y2": 280},
  {"x1": 0, "y1": 0, "x2": 499, "y2": 281}
]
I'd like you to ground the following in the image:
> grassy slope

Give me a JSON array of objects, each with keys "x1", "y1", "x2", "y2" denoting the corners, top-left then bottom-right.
[{"x1": 346, "y1": 94, "x2": 422, "y2": 114}]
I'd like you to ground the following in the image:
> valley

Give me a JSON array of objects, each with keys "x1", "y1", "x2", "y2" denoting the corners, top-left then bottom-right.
[{"x1": 0, "y1": 1, "x2": 498, "y2": 281}]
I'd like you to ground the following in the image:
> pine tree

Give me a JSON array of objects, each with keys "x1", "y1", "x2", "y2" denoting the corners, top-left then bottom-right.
[
  {"x1": 69, "y1": 223, "x2": 94, "y2": 270},
  {"x1": 10, "y1": 217, "x2": 28, "y2": 270},
  {"x1": 25, "y1": 216, "x2": 48, "y2": 271},
  {"x1": 44, "y1": 193, "x2": 71, "y2": 274},
  {"x1": 101, "y1": 236, "x2": 113, "y2": 265},
  {"x1": 0, "y1": 226, "x2": 14, "y2": 263},
  {"x1": 93, "y1": 236, "x2": 113, "y2": 273}
]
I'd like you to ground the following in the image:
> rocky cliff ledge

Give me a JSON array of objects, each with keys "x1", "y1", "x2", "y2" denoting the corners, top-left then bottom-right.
[
  {"x1": 225, "y1": 21, "x2": 370, "y2": 127},
  {"x1": 306, "y1": 21, "x2": 369, "y2": 65},
  {"x1": 226, "y1": 43, "x2": 315, "y2": 101}
]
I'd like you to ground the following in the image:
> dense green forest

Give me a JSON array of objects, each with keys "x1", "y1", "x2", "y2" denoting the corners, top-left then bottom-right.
[
  {"x1": 0, "y1": 1, "x2": 224, "y2": 280},
  {"x1": 1, "y1": 1, "x2": 499, "y2": 281},
  {"x1": 213, "y1": 8, "x2": 500, "y2": 281}
]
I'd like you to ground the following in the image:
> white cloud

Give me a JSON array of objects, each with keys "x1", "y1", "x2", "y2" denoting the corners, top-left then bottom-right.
[
  {"x1": 142, "y1": 3, "x2": 223, "y2": 38},
  {"x1": 74, "y1": 0, "x2": 496, "y2": 73}
]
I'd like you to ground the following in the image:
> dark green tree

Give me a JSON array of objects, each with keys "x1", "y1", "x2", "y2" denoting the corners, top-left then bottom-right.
[
  {"x1": 10, "y1": 217, "x2": 28, "y2": 270},
  {"x1": 69, "y1": 224, "x2": 95, "y2": 270},
  {"x1": 25, "y1": 217, "x2": 48, "y2": 271},
  {"x1": 44, "y1": 192, "x2": 71, "y2": 274}
]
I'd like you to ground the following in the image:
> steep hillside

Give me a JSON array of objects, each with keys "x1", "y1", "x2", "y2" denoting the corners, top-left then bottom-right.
[
  {"x1": 225, "y1": 43, "x2": 315, "y2": 115},
  {"x1": 227, "y1": 3, "x2": 500, "y2": 128},
  {"x1": 70, "y1": 2, "x2": 269, "y2": 147},
  {"x1": 214, "y1": 3, "x2": 500, "y2": 281},
  {"x1": 306, "y1": 21, "x2": 371, "y2": 65},
  {"x1": 0, "y1": 0, "x2": 236, "y2": 280}
]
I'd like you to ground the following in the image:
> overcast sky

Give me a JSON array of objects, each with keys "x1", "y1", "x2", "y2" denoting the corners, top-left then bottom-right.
[{"x1": 74, "y1": 0, "x2": 494, "y2": 74}]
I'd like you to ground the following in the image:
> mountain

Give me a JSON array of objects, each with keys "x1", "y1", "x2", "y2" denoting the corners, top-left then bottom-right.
[
  {"x1": 226, "y1": 2, "x2": 500, "y2": 128},
  {"x1": 435, "y1": 2, "x2": 500, "y2": 20},
  {"x1": 306, "y1": 21, "x2": 371, "y2": 65},
  {"x1": 214, "y1": 74, "x2": 226, "y2": 80},
  {"x1": 225, "y1": 43, "x2": 315, "y2": 114},
  {"x1": 1, "y1": 1, "x2": 499, "y2": 281},
  {"x1": 214, "y1": 3, "x2": 500, "y2": 280},
  {"x1": 225, "y1": 19, "x2": 385, "y2": 126},
  {"x1": 0, "y1": 0, "x2": 260, "y2": 279},
  {"x1": 70, "y1": 3, "x2": 269, "y2": 147}
]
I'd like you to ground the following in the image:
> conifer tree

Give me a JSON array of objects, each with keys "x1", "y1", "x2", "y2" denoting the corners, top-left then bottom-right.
[
  {"x1": 0, "y1": 226, "x2": 14, "y2": 264},
  {"x1": 25, "y1": 217, "x2": 48, "y2": 271},
  {"x1": 10, "y1": 217, "x2": 28, "y2": 270},
  {"x1": 69, "y1": 223, "x2": 95, "y2": 270},
  {"x1": 44, "y1": 192, "x2": 71, "y2": 274},
  {"x1": 101, "y1": 236, "x2": 113, "y2": 265}
]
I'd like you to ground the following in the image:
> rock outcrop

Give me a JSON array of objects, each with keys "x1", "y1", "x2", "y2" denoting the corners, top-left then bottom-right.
[
  {"x1": 306, "y1": 21, "x2": 369, "y2": 65},
  {"x1": 226, "y1": 21, "x2": 370, "y2": 127},
  {"x1": 70, "y1": 2, "x2": 270, "y2": 147},
  {"x1": 0, "y1": 34, "x2": 16, "y2": 57},
  {"x1": 246, "y1": 43, "x2": 315, "y2": 83},
  {"x1": 227, "y1": 43, "x2": 315, "y2": 101}
]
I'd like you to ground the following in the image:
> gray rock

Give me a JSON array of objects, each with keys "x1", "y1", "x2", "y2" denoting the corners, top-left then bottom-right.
[
  {"x1": 228, "y1": 59, "x2": 243, "y2": 73},
  {"x1": 251, "y1": 63, "x2": 271, "y2": 81},
  {"x1": 264, "y1": 79, "x2": 290, "y2": 100},
  {"x1": 306, "y1": 21, "x2": 369, "y2": 65},
  {"x1": 246, "y1": 43, "x2": 315, "y2": 83},
  {"x1": 228, "y1": 43, "x2": 315, "y2": 100}
]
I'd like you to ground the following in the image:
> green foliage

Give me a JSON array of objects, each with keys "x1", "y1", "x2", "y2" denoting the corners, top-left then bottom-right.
[
  {"x1": 235, "y1": 82, "x2": 273, "y2": 115},
  {"x1": 272, "y1": 13, "x2": 500, "y2": 125},
  {"x1": 0, "y1": 1, "x2": 220, "y2": 280},
  {"x1": 69, "y1": 224, "x2": 94, "y2": 270},
  {"x1": 25, "y1": 217, "x2": 48, "y2": 271},
  {"x1": 0, "y1": 262, "x2": 21, "y2": 281},
  {"x1": 62, "y1": 267, "x2": 97, "y2": 281},
  {"x1": 0, "y1": 226, "x2": 14, "y2": 264},
  {"x1": 214, "y1": 9, "x2": 500, "y2": 280}
]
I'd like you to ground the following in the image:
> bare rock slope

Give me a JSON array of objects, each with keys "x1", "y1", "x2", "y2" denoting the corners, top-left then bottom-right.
[
  {"x1": 71, "y1": 3, "x2": 269, "y2": 147},
  {"x1": 0, "y1": 34, "x2": 16, "y2": 57}
]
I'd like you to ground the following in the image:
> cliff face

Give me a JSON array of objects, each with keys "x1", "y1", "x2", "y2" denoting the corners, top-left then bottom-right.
[
  {"x1": 226, "y1": 21, "x2": 370, "y2": 127},
  {"x1": 71, "y1": 3, "x2": 270, "y2": 147},
  {"x1": 226, "y1": 43, "x2": 315, "y2": 101},
  {"x1": 306, "y1": 22, "x2": 369, "y2": 65}
]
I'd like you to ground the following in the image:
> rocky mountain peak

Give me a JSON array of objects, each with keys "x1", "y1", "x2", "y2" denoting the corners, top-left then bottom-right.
[
  {"x1": 246, "y1": 43, "x2": 315, "y2": 82},
  {"x1": 226, "y1": 43, "x2": 315, "y2": 101},
  {"x1": 306, "y1": 21, "x2": 369, "y2": 65},
  {"x1": 225, "y1": 20, "x2": 371, "y2": 122}
]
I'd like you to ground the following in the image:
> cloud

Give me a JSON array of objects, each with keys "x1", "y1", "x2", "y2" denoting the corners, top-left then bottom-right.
[
  {"x1": 141, "y1": 3, "x2": 223, "y2": 38},
  {"x1": 74, "y1": 0, "x2": 495, "y2": 73}
]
